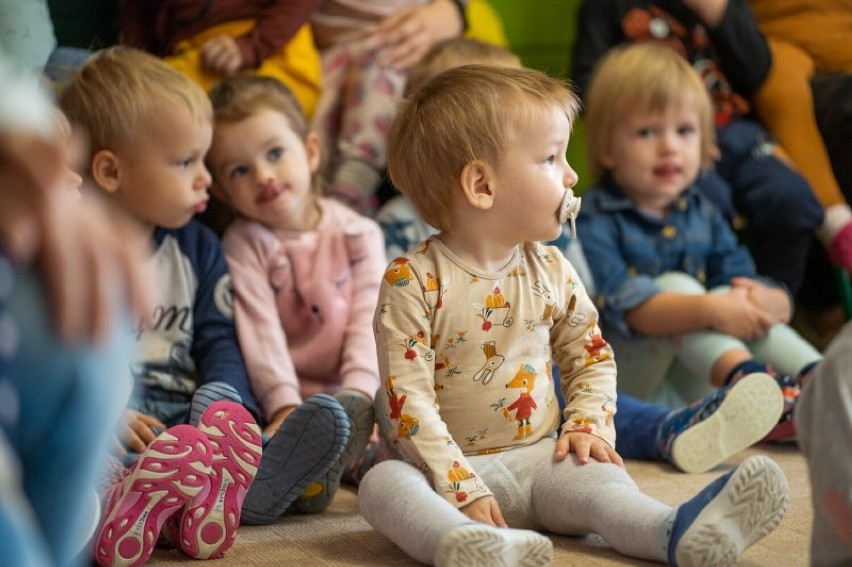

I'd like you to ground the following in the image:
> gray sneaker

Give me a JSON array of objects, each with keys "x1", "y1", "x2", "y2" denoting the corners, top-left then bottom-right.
[
  {"x1": 294, "y1": 390, "x2": 375, "y2": 513},
  {"x1": 240, "y1": 394, "x2": 350, "y2": 525}
]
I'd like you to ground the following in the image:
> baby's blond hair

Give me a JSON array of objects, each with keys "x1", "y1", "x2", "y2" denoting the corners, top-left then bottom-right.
[
  {"x1": 406, "y1": 38, "x2": 521, "y2": 96},
  {"x1": 58, "y1": 47, "x2": 212, "y2": 163},
  {"x1": 388, "y1": 64, "x2": 579, "y2": 231},
  {"x1": 584, "y1": 42, "x2": 717, "y2": 182}
]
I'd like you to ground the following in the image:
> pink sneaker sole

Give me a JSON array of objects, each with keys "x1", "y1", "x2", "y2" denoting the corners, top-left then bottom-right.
[
  {"x1": 94, "y1": 425, "x2": 212, "y2": 567},
  {"x1": 179, "y1": 401, "x2": 262, "y2": 559}
]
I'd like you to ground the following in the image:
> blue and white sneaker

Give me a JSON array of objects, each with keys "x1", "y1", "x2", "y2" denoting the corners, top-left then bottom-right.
[
  {"x1": 667, "y1": 455, "x2": 788, "y2": 566},
  {"x1": 660, "y1": 373, "x2": 784, "y2": 473}
]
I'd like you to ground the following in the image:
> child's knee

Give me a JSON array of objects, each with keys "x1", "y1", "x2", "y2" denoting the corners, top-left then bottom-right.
[{"x1": 655, "y1": 272, "x2": 705, "y2": 294}]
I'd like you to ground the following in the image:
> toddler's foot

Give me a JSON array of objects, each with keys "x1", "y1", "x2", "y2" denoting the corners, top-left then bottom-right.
[
  {"x1": 178, "y1": 401, "x2": 262, "y2": 559},
  {"x1": 94, "y1": 425, "x2": 212, "y2": 567},
  {"x1": 726, "y1": 364, "x2": 803, "y2": 443},
  {"x1": 240, "y1": 394, "x2": 350, "y2": 525},
  {"x1": 668, "y1": 455, "x2": 788, "y2": 566},
  {"x1": 660, "y1": 372, "x2": 784, "y2": 473},
  {"x1": 295, "y1": 390, "x2": 374, "y2": 513},
  {"x1": 436, "y1": 524, "x2": 553, "y2": 567},
  {"x1": 187, "y1": 381, "x2": 241, "y2": 427}
]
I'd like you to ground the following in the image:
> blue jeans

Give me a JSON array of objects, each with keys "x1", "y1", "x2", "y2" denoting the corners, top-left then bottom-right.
[
  {"x1": 716, "y1": 118, "x2": 824, "y2": 294},
  {"x1": 0, "y1": 265, "x2": 130, "y2": 567}
]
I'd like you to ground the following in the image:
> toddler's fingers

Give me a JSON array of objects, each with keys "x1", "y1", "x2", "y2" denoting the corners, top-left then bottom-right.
[
  {"x1": 589, "y1": 444, "x2": 612, "y2": 465},
  {"x1": 554, "y1": 434, "x2": 570, "y2": 461}
]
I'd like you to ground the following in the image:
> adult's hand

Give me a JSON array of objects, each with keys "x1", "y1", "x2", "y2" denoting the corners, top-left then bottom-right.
[{"x1": 366, "y1": 0, "x2": 465, "y2": 70}]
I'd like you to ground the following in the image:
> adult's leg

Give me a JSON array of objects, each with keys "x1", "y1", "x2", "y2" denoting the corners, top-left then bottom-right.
[
  {"x1": 0, "y1": 428, "x2": 51, "y2": 566},
  {"x1": 753, "y1": 40, "x2": 844, "y2": 211},
  {"x1": 4, "y1": 267, "x2": 130, "y2": 565},
  {"x1": 797, "y1": 321, "x2": 852, "y2": 565}
]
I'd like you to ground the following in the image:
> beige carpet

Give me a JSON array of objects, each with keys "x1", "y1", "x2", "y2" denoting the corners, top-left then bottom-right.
[{"x1": 149, "y1": 444, "x2": 810, "y2": 566}]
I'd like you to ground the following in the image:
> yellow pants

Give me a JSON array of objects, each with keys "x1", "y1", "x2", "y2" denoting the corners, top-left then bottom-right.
[
  {"x1": 750, "y1": 0, "x2": 852, "y2": 208},
  {"x1": 166, "y1": 20, "x2": 321, "y2": 118}
]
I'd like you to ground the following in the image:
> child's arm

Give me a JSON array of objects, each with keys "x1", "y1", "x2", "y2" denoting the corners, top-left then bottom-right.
[
  {"x1": 550, "y1": 255, "x2": 619, "y2": 458},
  {"x1": 184, "y1": 222, "x2": 262, "y2": 419},
  {"x1": 222, "y1": 223, "x2": 302, "y2": 424},
  {"x1": 375, "y1": 257, "x2": 494, "y2": 511},
  {"x1": 339, "y1": 217, "x2": 387, "y2": 399},
  {"x1": 231, "y1": 0, "x2": 324, "y2": 70},
  {"x1": 624, "y1": 289, "x2": 774, "y2": 340},
  {"x1": 689, "y1": 0, "x2": 772, "y2": 98}
]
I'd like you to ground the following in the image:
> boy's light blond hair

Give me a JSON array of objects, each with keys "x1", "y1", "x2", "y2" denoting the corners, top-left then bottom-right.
[
  {"x1": 406, "y1": 38, "x2": 521, "y2": 96},
  {"x1": 58, "y1": 47, "x2": 212, "y2": 162},
  {"x1": 207, "y1": 75, "x2": 321, "y2": 192},
  {"x1": 584, "y1": 42, "x2": 717, "y2": 183},
  {"x1": 388, "y1": 64, "x2": 579, "y2": 231}
]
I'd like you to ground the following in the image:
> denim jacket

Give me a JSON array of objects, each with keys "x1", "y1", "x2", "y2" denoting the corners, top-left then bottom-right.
[{"x1": 576, "y1": 179, "x2": 782, "y2": 338}]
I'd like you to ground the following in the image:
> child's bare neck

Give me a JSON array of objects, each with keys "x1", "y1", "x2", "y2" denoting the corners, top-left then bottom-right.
[{"x1": 437, "y1": 231, "x2": 518, "y2": 273}]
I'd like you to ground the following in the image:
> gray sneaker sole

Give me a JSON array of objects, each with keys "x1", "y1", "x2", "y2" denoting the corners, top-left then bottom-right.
[
  {"x1": 240, "y1": 394, "x2": 350, "y2": 525},
  {"x1": 294, "y1": 390, "x2": 375, "y2": 513}
]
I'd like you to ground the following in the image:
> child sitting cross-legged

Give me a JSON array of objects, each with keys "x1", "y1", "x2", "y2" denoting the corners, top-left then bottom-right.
[
  {"x1": 58, "y1": 47, "x2": 351, "y2": 565},
  {"x1": 360, "y1": 63, "x2": 790, "y2": 566},
  {"x1": 205, "y1": 75, "x2": 386, "y2": 514},
  {"x1": 576, "y1": 42, "x2": 824, "y2": 442}
]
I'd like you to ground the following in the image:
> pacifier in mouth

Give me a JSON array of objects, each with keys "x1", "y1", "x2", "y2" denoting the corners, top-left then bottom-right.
[{"x1": 558, "y1": 189, "x2": 581, "y2": 238}]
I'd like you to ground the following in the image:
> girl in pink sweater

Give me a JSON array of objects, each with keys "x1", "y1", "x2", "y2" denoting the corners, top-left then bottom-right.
[{"x1": 206, "y1": 74, "x2": 386, "y2": 513}]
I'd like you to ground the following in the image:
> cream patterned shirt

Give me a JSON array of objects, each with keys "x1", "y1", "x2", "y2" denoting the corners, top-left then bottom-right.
[{"x1": 374, "y1": 237, "x2": 617, "y2": 508}]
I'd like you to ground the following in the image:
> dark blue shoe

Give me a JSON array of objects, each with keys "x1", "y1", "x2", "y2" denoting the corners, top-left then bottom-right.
[
  {"x1": 240, "y1": 394, "x2": 350, "y2": 525},
  {"x1": 667, "y1": 455, "x2": 788, "y2": 566}
]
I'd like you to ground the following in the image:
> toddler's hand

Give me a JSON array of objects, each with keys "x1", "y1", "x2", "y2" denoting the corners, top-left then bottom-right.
[
  {"x1": 121, "y1": 409, "x2": 165, "y2": 453},
  {"x1": 263, "y1": 404, "x2": 297, "y2": 437},
  {"x1": 554, "y1": 430, "x2": 623, "y2": 466},
  {"x1": 730, "y1": 277, "x2": 792, "y2": 324},
  {"x1": 707, "y1": 289, "x2": 774, "y2": 340},
  {"x1": 201, "y1": 34, "x2": 244, "y2": 75},
  {"x1": 460, "y1": 495, "x2": 507, "y2": 527}
]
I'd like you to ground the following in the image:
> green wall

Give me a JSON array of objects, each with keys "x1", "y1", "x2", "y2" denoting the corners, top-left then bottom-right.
[{"x1": 488, "y1": 0, "x2": 591, "y2": 192}]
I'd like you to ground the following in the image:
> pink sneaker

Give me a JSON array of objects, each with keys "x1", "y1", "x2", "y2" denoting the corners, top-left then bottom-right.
[
  {"x1": 94, "y1": 425, "x2": 213, "y2": 567},
  {"x1": 178, "y1": 401, "x2": 262, "y2": 559}
]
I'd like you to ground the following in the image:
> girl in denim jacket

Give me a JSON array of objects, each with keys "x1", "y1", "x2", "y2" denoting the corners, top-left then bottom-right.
[{"x1": 577, "y1": 43, "x2": 823, "y2": 442}]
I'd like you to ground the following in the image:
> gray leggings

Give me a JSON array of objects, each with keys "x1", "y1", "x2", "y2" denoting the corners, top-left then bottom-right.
[{"x1": 359, "y1": 437, "x2": 672, "y2": 565}]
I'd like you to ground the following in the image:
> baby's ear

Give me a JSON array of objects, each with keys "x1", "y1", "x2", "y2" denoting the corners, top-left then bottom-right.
[
  {"x1": 459, "y1": 159, "x2": 495, "y2": 211},
  {"x1": 90, "y1": 149, "x2": 120, "y2": 194},
  {"x1": 305, "y1": 131, "x2": 322, "y2": 174}
]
